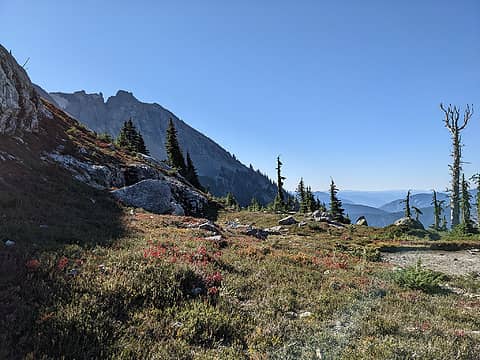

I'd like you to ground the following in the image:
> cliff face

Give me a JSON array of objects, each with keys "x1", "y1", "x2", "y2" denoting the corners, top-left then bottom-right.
[
  {"x1": 48, "y1": 90, "x2": 277, "y2": 205},
  {"x1": 0, "y1": 45, "x2": 44, "y2": 135}
]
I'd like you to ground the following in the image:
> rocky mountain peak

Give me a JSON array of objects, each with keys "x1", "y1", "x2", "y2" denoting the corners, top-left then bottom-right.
[{"x1": 0, "y1": 45, "x2": 44, "y2": 135}]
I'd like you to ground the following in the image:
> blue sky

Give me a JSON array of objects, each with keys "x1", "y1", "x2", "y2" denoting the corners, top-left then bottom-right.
[{"x1": 2, "y1": 0, "x2": 479, "y2": 191}]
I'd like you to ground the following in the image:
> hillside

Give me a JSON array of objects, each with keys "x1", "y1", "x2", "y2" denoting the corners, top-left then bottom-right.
[{"x1": 39, "y1": 89, "x2": 277, "y2": 206}]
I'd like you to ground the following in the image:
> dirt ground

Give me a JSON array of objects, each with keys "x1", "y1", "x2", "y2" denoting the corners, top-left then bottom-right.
[{"x1": 382, "y1": 249, "x2": 480, "y2": 276}]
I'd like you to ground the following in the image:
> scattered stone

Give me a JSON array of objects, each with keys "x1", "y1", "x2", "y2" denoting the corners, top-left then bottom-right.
[
  {"x1": 297, "y1": 221, "x2": 307, "y2": 227},
  {"x1": 4, "y1": 240, "x2": 15, "y2": 247},
  {"x1": 468, "y1": 249, "x2": 480, "y2": 255},
  {"x1": 299, "y1": 311, "x2": 313, "y2": 319},
  {"x1": 278, "y1": 215, "x2": 298, "y2": 225},
  {"x1": 355, "y1": 216, "x2": 368, "y2": 226},
  {"x1": 264, "y1": 225, "x2": 283, "y2": 234},
  {"x1": 191, "y1": 287, "x2": 203, "y2": 296},
  {"x1": 285, "y1": 311, "x2": 297, "y2": 319},
  {"x1": 39, "y1": 224, "x2": 49, "y2": 229},
  {"x1": 199, "y1": 221, "x2": 219, "y2": 232},
  {"x1": 68, "y1": 269, "x2": 79, "y2": 276},
  {"x1": 205, "y1": 235, "x2": 222, "y2": 241},
  {"x1": 393, "y1": 217, "x2": 425, "y2": 230},
  {"x1": 245, "y1": 228, "x2": 269, "y2": 240},
  {"x1": 312, "y1": 210, "x2": 332, "y2": 222}
]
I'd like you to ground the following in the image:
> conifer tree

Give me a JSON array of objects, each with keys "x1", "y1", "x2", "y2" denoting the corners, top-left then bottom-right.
[
  {"x1": 470, "y1": 173, "x2": 480, "y2": 226},
  {"x1": 225, "y1": 192, "x2": 239, "y2": 209},
  {"x1": 116, "y1": 118, "x2": 149, "y2": 154},
  {"x1": 440, "y1": 104, "x2": 474, "y2": 227},
  {"x1": 134, "y1": 131, "x2": 149, "y2": 155},
  {"x1": 329, "y1": 179, "x2": 347, "y2": 223},
  {"x1": 402, "y1": 190, "x2": 412, "y2": 218},
  {"x1": 461, "y1": 174, "x2": 473, "y2": 232},
  {"x1": 248, "y1": 197, "x2": 261, "y2": 211},
  {"x1": 296, "y1": 178, "x2": 307, "y2": 213},
  {"x1": 165, "y1": 118, "x2": 186, "y2": 176},
  {"x1": 305, "y1": 186, "x2": 317, "y2": 212},
  {"x1": 273, "y1": 156, "x2": 286, "y2": 211},
  {"x1": 431, "y1": 190, "x2": 445, "y2": 230},
  {"x1": 185, "y1": 152, "x2": 202, "y2": 189}
]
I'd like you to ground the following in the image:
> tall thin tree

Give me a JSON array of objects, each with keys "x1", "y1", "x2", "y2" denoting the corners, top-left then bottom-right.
[
  {"x1": 470, "y1": 173, "x2": 480, "y2": 226},
  {"x1": 440, "y1": 103, "x2": 474, "y2": 227},
  {"x1": 273, "y1": 156, "x2": 286, "y2": 211},
  {"x1": 165, "y1": 118, "x2": 186, "y2": 176}
]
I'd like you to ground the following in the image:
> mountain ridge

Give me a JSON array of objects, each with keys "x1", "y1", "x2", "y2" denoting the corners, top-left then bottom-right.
[{"x1": 36, "y1": 88, "x2": 277, "y2": 206}]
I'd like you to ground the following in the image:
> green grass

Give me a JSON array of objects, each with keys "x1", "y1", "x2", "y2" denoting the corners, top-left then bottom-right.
[{"x1": 1, "y1": 208, "x2": 480, "y2": 359}]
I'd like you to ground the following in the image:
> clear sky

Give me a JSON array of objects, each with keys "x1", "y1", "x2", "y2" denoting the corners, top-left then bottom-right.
[{"x1": 2, "y1": 0, "x2": 479, "y2": 191}]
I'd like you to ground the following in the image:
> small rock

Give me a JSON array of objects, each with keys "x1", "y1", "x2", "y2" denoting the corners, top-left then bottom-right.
[
  {"x1": 191, "y1": 287, "x2": 203, "y2": 296},
  {"x1": 297, "y1": 221, "x2": 307, "y2": 227},
  {"x1": 355, "y1": 216, "x2": 368, "y2": 226},
  {"x1": 199, "y1": 221, "x2": 218, "y2": 232},
  {"x1": 299, "y1": 311, "x2": 313, "y2": 319},
  {"x1": 205, "y1": 235, "x2": 222, "y2": 241},
  {"x1": 245, "y1": 228, "x2": 269, "y2": 240},
  {"x1": 68, "y1": 269, "x2": 79, "y2": 276},
  {"x1": 264, "y1": 225, "x2": 283, "y2": 234},
  {"x1": 39, "y1": 224, "x2": 49, "y2": 229},
  {"x1": 285, "y1": 311, "x2": 297, "y2": 319},
  {"x1": 279, "y1": 215, "x2": 298, "y2": 225},
  {"x1": 4, "y1": 240, "x2": 15, "y2": 247},
  {"x1": 323, "y1": 270, "x2": 331, "y2": 275}
]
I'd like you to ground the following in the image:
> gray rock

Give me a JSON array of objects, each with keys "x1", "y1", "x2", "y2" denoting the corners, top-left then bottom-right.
[
  {"x1": 279, "y1": 215, "x2": 298, "y2": 225},
  {"x1": 199, "y1": 221, "x2": 219, "y2": 232},
  {"x1": 205, "y1": 235, "x2": 222, "y2": 241},
  {"x1": 299, "y1": 311, "x2": 313, "y2": 319},
  {"x1": 393, "y1": 217, "x2": 425, "y2": 230},
  {"x1": 4, "y1": 239, "x2": 15, "y2": 247},
  {"x1": 298, "y1": 221, "x2": 307, "y2": 227},
  {"x1": 112, "y1": 179, "x2": 184, "y2": 215},
  {"x1": 264, "y1": 225, "x2": 283, "y2": 234},
  {"x1": 191, "y1": 287, "x2": 203, "y2": 296},
  {"x1": 356, "y1": 216, "x2": 368, "y2": 226},
  {"x1": 313, "y1": 211, "x2": 332, "y2": 222},
  {"x1": 245, "y1": 228, "x2": 269, "y2": 240},
  {"x1": 0, "y1": 45, "x2": 45, "y2": 135}
]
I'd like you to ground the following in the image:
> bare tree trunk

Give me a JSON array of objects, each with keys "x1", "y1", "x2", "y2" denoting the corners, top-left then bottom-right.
[{"x1": 440, "y1": 103, "x2": 473, "y2": 228}]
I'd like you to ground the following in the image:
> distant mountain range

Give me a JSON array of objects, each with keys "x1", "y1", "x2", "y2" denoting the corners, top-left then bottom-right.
[
  {"x1": 33, "y1": 87, "x2": 278, "y2": 206},
  {"x1": 314, "y1": 190, "x2": 478, "y2": 228}
]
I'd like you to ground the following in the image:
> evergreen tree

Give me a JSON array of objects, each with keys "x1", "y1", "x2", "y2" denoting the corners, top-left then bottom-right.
[
  {"x1": 185, "y1": 152, "x2": 202, "y2": 189},
  {"x1": 431, "y1": 190, "x2": 445, "y2": 230},
  {"x1": 461, "y1": 174, "x2": 474, "y2": 232},
  {"x1": 329, "y1": 179, "x2": 347, "y2": 223},
  {"x1": 273, "y1": 156, "x2": 286, "y2": 211},
  {"x1": 248, "y1": 197, "x2": 261, "y2": 211},
  {"x1": 296, "y1": 178, "x2": 307, "y2": 213},
  {"x1": 305, "y1": 186, "x2": 317, "y2": 212},
  {"x1": 470, "y1": 173, "x2": 480, "y2": 226},
  {"x1": 225, "y1": 192, "x2": 239, "y2": 209},
  {"x1": 116, "y1": 118, "x2": 149, "y2": 154},
  {"x1": 402, "y1": 190, "x2": 412, "y2": 218},
  {"x1": 165, "y1": 118, "x2": 186, "y2": 176}
]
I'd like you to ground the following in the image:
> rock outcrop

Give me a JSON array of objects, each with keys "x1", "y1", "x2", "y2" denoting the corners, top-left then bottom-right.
[
  {"x1": 112, "y1": 179, "x2": 207, "y2": 216},
  {"x1": 0, "y1": 45, "x2": 45, "y2": 135},
  {"x1": 393, "y1": 217, "x2": 425, "y2": 230}
]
